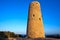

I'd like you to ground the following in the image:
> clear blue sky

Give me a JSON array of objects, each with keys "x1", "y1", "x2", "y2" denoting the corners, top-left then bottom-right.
[{"x1": 0, "y1": 0, "x2": 60, "y2": 35}]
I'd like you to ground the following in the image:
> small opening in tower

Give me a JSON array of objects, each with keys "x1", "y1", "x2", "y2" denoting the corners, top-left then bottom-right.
[
  {"x1": 36, "y1": 3, "x2": 38, "y2": 4},
  {"x1": 39, "y1": 18, "x2": 41, "y2": 20},
  {"x1": 32, "y1": 4, "x2": 34, "y2": 6},
  {"x1": 33, "y1": 14, "x2": 35, "y2": 17}
]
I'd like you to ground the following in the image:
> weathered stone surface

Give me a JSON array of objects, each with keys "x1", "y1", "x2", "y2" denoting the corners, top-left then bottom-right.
[{"x1": 27, "y1": 1, "x2": 45, "y2": 38}]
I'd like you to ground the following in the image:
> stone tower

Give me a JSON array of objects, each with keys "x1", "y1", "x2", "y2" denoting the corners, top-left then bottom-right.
[{"x1": 27, "y1": 1, "x2": 45, "y2": 38}]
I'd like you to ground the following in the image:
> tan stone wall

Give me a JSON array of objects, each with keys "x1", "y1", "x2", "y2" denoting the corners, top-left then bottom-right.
[{"x1": 27, "y1": 1, "x2": 45, "y2": 38}]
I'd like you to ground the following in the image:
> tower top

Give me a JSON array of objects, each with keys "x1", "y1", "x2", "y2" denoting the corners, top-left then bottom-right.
[
  {"x1": 31, "y1": 1, "x2": 40, "y2": 4},
  {"x1": 30, "y1": 1, "x2": 40, "y2": 7}
]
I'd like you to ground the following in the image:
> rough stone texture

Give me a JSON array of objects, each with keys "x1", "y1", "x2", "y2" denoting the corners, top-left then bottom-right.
[{"x1": 27, "y1": 1, "x2": 45, "y2": 38}]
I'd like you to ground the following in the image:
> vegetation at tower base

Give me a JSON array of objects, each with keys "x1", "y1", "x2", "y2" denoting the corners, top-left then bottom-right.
[
  {"x1": 46, "y1": 34, "x2": 60, "y2": 38},
  {"x1": 0, "y1": 31, "x2": 24, "y2": 40}
]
